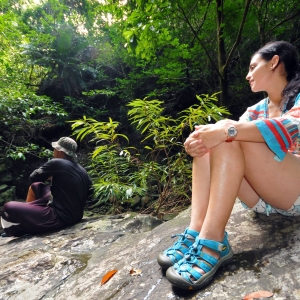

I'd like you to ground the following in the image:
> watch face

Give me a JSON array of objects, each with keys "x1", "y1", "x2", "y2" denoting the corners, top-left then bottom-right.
[{"x1": 228, "y1": 127, "x2": 237, "y2": 137}]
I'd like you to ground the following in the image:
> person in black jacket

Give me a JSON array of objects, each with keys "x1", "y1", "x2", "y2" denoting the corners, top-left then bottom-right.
[{"x1": 1, "y1": 137, "x2": 93, "y2": 237}]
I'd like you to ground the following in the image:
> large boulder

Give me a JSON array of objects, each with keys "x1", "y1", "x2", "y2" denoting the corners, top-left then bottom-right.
[{"x1": 0, "y1": 202, "x2": 300, "y2": 299}]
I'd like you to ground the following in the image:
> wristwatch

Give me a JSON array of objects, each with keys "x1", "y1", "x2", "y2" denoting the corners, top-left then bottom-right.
[{"x1": 225, "y1": 125, "x2": 238, "y2": 142}]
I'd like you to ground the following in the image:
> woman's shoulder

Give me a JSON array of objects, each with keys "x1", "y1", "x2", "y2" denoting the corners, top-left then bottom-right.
[{"x1": 246, "y1": 98, "x2": 267, "y2": 111}]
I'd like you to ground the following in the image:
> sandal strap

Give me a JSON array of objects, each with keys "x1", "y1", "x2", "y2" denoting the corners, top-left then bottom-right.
[
  {"x1": 198, "y1": 251, "x2": 218, "y2": 266},
  {"x1": 175, "y1": 232, "x2": 231, "y2": 284},
  {"x1": 192, "y1": 231, "x2": 230, "y2": 255},
  {"x1": 198, "y1": 260, "x2": 212, "y2": 273},
  {"x1": 165, "y1": 242, "x2": 188, "y2": 262},
  {"x1": 163, "y1": 228, "x2": 199, "y2": 263},
  {"x1": 184, "y1": 249, "x2": 218, "y2": 266},
  {"x1": 193, "y1": 238, "x2": 224, "y2": 253},
  {"x1": 185, "y1": 265, "x2": 201, "y2": 281},
  {"x1": 167, "y1": 228, "x2": 199, "y2": 252}
]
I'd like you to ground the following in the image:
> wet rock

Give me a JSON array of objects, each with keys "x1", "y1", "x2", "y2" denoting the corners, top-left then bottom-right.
[{"x1": 0, "y1": 202, "x2": 300, "y2": 299}]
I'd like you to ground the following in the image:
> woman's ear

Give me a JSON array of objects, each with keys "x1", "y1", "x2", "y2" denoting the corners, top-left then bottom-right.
[{"x1": 271, "y1": 55, "x2": 280, "y2": 70}]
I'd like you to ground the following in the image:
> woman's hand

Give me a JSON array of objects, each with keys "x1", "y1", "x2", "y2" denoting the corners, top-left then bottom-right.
[
  {"x1": 184, "y1": 130, "x2": 209, "y2": 157},
  {"x1": 184, "y1": 120, "x2": 238, "y2": 157},
  {"x1": 194, "y1": 124, "x2": 225, "y2": 148}
]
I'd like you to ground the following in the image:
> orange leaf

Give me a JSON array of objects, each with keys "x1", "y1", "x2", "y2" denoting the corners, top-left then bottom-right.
[
  {"x1": 243, "y1": 290, "x2": 274, "y2": 300},
  {"x1": 100, "y1": 269, "x2": 117, "y2": 285}
]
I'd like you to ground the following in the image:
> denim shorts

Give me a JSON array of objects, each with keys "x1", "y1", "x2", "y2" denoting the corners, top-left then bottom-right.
[{"x1": 240, "y1": 195, "x2": 300, "y2": 217}]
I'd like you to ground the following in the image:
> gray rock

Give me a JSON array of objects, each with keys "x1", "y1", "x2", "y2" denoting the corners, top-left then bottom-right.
[{"x1": 0, "y1": 202, "x2": 300, "y2": 300}]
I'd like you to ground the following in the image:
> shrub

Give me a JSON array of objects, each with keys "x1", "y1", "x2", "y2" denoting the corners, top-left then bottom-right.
[{"x1": 70, "y1": 93, "x2": 229, "y2": 216}]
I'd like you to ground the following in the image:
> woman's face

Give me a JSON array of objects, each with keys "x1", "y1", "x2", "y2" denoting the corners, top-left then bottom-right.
[{"x1": 246, "y1": 53, "x2": 272, "y2": 92}]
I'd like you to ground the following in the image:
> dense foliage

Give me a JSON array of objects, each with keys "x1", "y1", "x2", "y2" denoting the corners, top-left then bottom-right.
[
  {"x1": 1, "y1": 0, "x2": 300, "y2": 214},
  {"x1": 71, "y1": 94, "x2": 229, "y2": 215}
]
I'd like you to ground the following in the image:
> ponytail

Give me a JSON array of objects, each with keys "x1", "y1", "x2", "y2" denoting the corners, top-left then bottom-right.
[{"x1": 283, "y1": 65, "x2": 300, "y2": 110}]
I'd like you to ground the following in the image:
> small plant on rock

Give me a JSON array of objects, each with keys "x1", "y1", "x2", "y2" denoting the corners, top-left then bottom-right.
[{"x1": 70, "y1": 93, "x2": 229, "y2": 216}]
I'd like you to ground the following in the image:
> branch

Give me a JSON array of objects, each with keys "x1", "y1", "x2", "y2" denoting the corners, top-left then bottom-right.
[
  {"x1": 176, "y1": 1, "x2": 222, "y2": 78},
  {"x1": 225, "y1": 0, "x2": 252, "y2": 69},
  {"x1": 191, "y1": 0, "x2": 213, "y2": 46},
  {"x1": 292, "y1": 37, "x2": 300, "y2": 44},
  {"x1": 264, "y1": 10, "x2": 300, "y2": 37}
]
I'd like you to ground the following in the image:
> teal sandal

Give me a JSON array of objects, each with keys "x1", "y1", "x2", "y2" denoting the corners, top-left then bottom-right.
[
  {"x1": 166, "y1": 232, "x2": 233, "y2": 290},
  {"x1": 157, "y1": 228, "x2": 199, "y2": 269}
]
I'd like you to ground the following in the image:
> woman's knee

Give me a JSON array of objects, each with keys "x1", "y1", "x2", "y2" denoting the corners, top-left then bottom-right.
[{"x1": 209, "y1": 140, "x2": 243, "y2": 160}]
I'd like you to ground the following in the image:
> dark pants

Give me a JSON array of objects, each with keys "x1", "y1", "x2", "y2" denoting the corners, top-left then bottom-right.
[{"x1": 1, "y1": 182, "x2": 66, "y2": 237}]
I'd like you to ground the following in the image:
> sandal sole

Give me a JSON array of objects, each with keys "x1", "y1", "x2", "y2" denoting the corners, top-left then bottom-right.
[
  {"x1": 166, "y1": 247, "x2": 234, "y2": 291},
  {"x1": 157, "y1": 253, "x2": 178, "y2": 269}
]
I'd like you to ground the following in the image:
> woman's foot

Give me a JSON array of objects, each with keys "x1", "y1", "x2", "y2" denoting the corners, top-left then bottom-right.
[
  {"x1": 157, "y1": 228, "x2": 199, "y2": 269},
  {"x1": 166, "y1": 232, "x2": 233, "y2": 290}
]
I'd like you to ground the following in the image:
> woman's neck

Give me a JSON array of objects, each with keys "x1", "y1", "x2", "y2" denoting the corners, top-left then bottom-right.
[
  {"x1": 267, "y1": 76, "x2": 288, "y2": 105},
  {"x1": 267, "y1": 89, "x2": 287, "y2": 118},
  {"x1": 267, "y1": 94, "x2": 282, "y2": 105}
]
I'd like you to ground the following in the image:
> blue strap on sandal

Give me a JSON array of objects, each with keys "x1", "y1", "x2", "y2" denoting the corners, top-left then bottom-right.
[
  {"x1": 166, "y1": 231, "x2": 233, "y2": 290},
  {"x1": 157, "y1": 228, "x2": 199, "y2": 269}
]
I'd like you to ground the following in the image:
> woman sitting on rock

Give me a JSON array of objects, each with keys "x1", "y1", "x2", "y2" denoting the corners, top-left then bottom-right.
[{"x1": 157, "y1": 40, "x2": 300, "y2": 290}]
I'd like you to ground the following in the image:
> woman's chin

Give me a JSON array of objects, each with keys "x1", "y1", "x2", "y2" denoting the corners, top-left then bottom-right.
[{"x1": 251, "y1": 87, "x2": 261, "y2": 93}]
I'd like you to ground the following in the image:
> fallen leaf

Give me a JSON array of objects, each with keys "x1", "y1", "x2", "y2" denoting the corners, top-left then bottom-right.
[
  {"x1": 100, "y1": 269, "x2": 117, "y2": 285},
  {"x1": 243, "y1": 290, "x2": 274, "y2": 300},
  {"x1": 129, "y1": 269, "x2": 142, "y2": 276}
]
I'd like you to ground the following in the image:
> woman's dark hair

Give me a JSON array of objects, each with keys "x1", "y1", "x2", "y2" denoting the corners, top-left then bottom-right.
[{"x1": 255, "y1": 41, "x2": 300, "y2": 110}]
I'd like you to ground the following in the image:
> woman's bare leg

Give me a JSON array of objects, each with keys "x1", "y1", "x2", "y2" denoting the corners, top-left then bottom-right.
[
  {"x1": 240, "y1": 142, "x2": 300, "y2": 210},
  {"x1": 191, "y1": 141, "x2": 300, "y2": 240},
  {"x1": 157, "y1": 152, "x2": 211, "y2": 269},
  {"x1": 237, "y1": 178, "x2": 260, "y2": 208},
  {"x1": 189, "y1": 153, "x2": 210, "y2": 232},
  {"x1": 163, "y1": 139, "x2": 300, "y2": 273},
  {"x1": 188, "y1": 140, "x2": 300, "y2": 268},
  {"x1": 199, "y1": 141, "x2": 245, "y2": 242}
]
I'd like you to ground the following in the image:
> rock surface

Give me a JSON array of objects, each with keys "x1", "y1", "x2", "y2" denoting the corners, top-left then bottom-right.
[{"x1": 0, "y1": 202, "x2": 300, "y2": 300}]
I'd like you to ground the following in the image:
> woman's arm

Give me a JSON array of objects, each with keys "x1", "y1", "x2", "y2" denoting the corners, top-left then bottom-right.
[
  {"x1": 185, "y1": 117, "x2": 300, "y2": 160},
  {"x1": 253, "y1": 117, "x2": 300, "y2": 161},
  {"x1": 184, "y1": 121, "x2": 264, "y2": 157}
]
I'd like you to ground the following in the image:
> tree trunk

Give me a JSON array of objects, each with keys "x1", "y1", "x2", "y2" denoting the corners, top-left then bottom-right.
[{"x1": 216, "y1": 0, "x2": 227, "y2": 106}]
